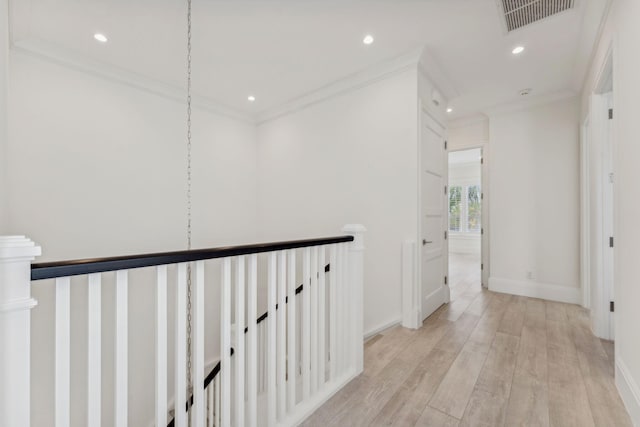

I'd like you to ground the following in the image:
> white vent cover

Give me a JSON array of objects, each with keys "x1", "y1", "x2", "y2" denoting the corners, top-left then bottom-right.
[{"x1": 498, "y1": 0, "x2": 575, "y2": 32}]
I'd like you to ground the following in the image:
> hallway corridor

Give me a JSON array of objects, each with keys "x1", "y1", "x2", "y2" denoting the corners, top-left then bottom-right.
[
  {"x1": 449, "y1": 252, "x2": 482, "y2": 304},
  {"x1": 303, "y1": 290, "x2": 631, "y2": 426}
]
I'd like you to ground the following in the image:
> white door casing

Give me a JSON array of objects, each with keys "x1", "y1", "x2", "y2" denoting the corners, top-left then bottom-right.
[{"x1": 580, "y1": 117, "x2": 591, "y2": 310}]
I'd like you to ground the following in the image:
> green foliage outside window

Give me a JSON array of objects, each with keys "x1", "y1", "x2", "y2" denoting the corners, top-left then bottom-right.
[
  {"x1": 449, "y1": 186, "x2": 462, "y2": 231},
  {"x1": 468, "y1": 185, "x2": 481, "y2": 232}
]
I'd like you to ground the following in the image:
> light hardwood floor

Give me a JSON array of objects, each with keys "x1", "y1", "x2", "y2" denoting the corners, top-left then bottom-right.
[{"x1": 302, "y1": 253, "x2": 631, "y2": 427}]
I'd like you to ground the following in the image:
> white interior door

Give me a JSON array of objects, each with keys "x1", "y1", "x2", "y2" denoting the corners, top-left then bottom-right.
[{"x1": 420, "y1": 111, "x2": 448, "y2": 321}]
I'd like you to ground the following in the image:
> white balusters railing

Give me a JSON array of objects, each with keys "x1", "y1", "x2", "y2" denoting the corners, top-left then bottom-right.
[
  {"x1": 276, "y1": 251, "x2": 286, "y2": 420},
  {"x1": 266, "y1": 252, "x2": 277, "y2": 427},
  {"x1": 310, "y1": 246, "x2": 319, "y2": 395},
  {"x1": 234, "y1": 256, "x2": 245, "y2": 427},
  {"x1": 55, "y1": 276, "x2": 70, "y2": 427},
  {"x1": 286, "y1": 249, "x2": 296, "y2": 412},
  {"x1": 115, "y1": 270, "x2": 128, "y2": 427},
  {"x1": 1, "y1": 226, "x2": 365, "y2": 427},
  {"x1": 318, "y1": 248, "x2": 326, "y2": 387},
  {"x1": 87, "y1": 272, "x2": 102, "y2": 427},
  {"x1": 175, "y1": 263, "x2": 188, "y2": 427},
  {"x1": 247, "y1": 254, "x2": 258, "y2": 427},
  {"x1": 156, "y1": 265, "x2": 168, "y2": 427},
  {"x1": 329, "y1": 244, "x2": 337, "y2": 380},
  {"x1": 193, "y1": 260, "x2": 206, "y2": 427},
  {"x1": 220, "y1": 257, "x2": 232, "y2": 427},
  {"x1": 302, "y1": 247, "x2": 311, "y2": 401}
]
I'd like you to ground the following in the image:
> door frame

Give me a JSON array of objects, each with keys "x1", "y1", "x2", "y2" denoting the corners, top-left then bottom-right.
[
  {"x1": 583, "y1": 44, "x2": 615, "y2": 340},
  {"x1": 446, "y1": 142, "x2": 490, "y2": 289},
  {"x1": 580, "y1": 116, "x2": 591, "y2": 310}
]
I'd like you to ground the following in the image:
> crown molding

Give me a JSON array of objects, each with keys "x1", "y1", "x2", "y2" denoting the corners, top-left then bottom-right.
[
  {"x1": 11, "y1": 38, "x2": 255, "y2": 124},
  {"x1": 256, "y1": 47, "x2": 423, "y2": 124},
  {"x1": 418, "y1": 48, "x2": 459, "y2": 101},
  {"x1": 573, "y1": 0, "x2": 613, "y2": 93},
  {"x1": 10, "y1": 38, "x2": 463, "y2": 127},
  {"x1": 483, "y1": 89, "x2": 578, "y2": 117}
]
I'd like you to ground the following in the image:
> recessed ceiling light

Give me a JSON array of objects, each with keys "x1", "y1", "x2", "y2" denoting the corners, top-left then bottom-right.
[
  {"x1": 94, "y1": 33, "x2": 108, "y2": 43},
  {"x1": 247, "y1": 95, "x2": 256, "y2": 102},
  {"x1": 446, "y1": 108, "x2": 453, "y2": 113},
  {"x1": 363, "y1": 35, "x2": 374, "y2": 45},
  {"x1": 512, "y1": 46, "x2": 525, "y2": 55}
]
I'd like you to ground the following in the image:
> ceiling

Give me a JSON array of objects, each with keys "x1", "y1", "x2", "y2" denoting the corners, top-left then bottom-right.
[{"x1": 9, "y1": 0, "x2": 610, "y2": 121}]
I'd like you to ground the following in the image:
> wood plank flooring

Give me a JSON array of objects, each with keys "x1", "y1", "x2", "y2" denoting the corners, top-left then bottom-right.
[{"x1": 302, "y1": 254, "x2": 632, "y2": 427}]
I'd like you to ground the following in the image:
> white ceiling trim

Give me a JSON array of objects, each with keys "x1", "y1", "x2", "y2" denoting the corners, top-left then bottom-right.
[
  {"x1": 11, "y1": 39, "x2": 443, "y2": 127},
  {"x1": 11, "y1": 38, "x2": 255, "y2": 124},
  {"x1": 418, "y1": 48, "x2": 459, "y2": 101},
  {"x1": 256, "y1": 47, "x2": 424, "y2": 125},
  {"x1": 483, "y1": 89, "x2": 578, "y2": 117},
  {"x1": 571, "y1": 0, "x2": 612, "y2": 92}
]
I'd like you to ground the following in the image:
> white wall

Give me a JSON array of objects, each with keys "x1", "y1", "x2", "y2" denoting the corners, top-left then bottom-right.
[
  {"x1": 448, "y1": 117, "x2": 489, "y2": 150},
  {"x1": 449, "y1": 233, "x2": 480, "y2": 255},
  {"x1": 8, "y1": 51, "x2": 258, "y2": 426},
  {"x1": 8, "y1": 54, "x2": 258, "y2": 258},
  {"x1": 0, "y1": 0, "x2": 9, "y2": 234},
  {"x1": 256, "y1": 68, "x2": 419, "y2": 336},
  {"x1": 488, "y1": 97, "x2": 580, "y2": 303},
  {"x1": 582, "y1": 0, "x2": 640, "y2": 422}
]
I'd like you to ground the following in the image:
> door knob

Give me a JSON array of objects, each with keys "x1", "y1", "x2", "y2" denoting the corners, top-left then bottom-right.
[{"x1": 423, "y1": 239, "x2": 433, "y2": 245}]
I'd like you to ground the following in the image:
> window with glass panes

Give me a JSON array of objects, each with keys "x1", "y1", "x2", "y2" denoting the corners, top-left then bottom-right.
[{"x1": 449, "y1": 184, "x2": 481, "y2": 233}]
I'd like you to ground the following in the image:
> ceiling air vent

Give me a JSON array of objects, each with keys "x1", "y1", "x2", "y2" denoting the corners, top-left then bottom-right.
[{"x1": 498, "y1": 0, "x2": 575, "y2": 32}]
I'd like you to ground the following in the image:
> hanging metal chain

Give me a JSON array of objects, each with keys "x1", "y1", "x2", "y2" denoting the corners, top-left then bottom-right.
[{"x1": 186, "y1": 0, "x2": 193, "y2": 396}]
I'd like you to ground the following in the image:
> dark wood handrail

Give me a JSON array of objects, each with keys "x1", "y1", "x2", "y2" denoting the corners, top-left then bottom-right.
[
  {"x1": 167, "y1": 263, "x2": 331, "y2": 427},
  {"x1": 31, "y1": 236, "x2": 352, "y2": 280}
]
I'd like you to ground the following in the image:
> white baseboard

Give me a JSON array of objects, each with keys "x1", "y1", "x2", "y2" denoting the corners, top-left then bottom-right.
[
  {"x1": 616, "y1": 358, "x2": 640, "y2": 426},
  {"x1": 278, "y1": 371, "x2": 357, "y2": 427},
  {"x1": 488, "y1": 277, "x2": 581, "y2": 304},
  {"x1": 364, "y1": 317, "x2": 402, "y2": 339}
]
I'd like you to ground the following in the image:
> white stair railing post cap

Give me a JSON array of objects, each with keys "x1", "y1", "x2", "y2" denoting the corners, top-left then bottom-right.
[
  {"x1": 0, "y1": 235, "x2": 42, "y2": 260},
  {"x1": 0, "y1": 235, "x2": 41, "y2": 310},
  {"x1": 341, "y1": 224, "x2": 366, "y2": 249}
]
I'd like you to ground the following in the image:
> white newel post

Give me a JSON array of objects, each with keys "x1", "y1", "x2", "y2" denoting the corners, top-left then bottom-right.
[
  {"x1": 341, "y1": 224, "x2": 365, "y2": 375},
  {"x1": 0, "y1": 236, "x2": 41, "y2": 427}
]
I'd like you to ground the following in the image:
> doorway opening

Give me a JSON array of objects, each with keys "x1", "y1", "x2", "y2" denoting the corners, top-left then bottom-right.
[{"x1": 448, "y1": 148, "x2": 483, "y2": 303}]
